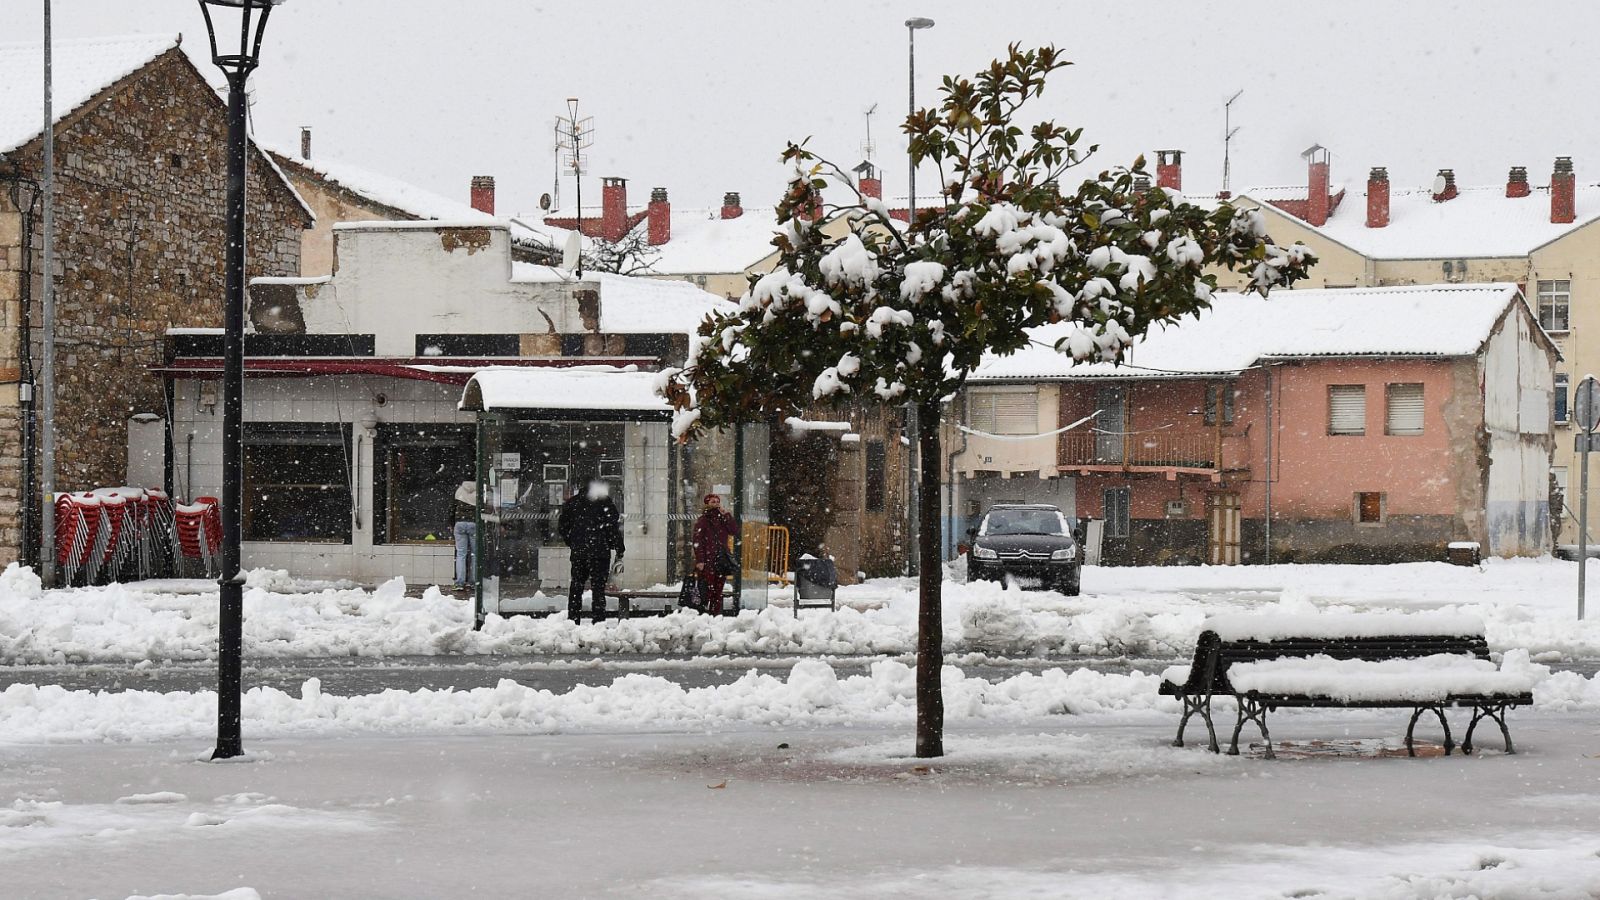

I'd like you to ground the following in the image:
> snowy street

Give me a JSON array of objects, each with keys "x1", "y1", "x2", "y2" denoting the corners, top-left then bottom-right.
[{"x1": 4, "y1": 719, "x2": 1600, "y2": 899}]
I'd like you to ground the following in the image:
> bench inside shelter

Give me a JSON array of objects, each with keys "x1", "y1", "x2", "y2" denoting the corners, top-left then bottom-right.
[{"x1": 1159, "y1": 613, "x2": 1537, "y2": 759}]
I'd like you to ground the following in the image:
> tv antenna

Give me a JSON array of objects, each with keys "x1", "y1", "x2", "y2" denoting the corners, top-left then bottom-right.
[
  {"x1": 555, "y1": 98, "x2": 594, "y2": 274},
  {"x1": 862, "y1": 102, "x2": 879, "y2": 162},
  {"x1": 1222, "y1": 89, "x2": 1243, "y2": 197}
]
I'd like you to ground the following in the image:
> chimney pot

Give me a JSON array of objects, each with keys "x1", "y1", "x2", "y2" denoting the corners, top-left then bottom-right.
[
  {"x1": 300, "y1": 126, "x2": 311, "y2": 160},
  {"x1": 1155, "y1": 149, "x2": 1183, "y2": 191},
  {"x1": 721, "y1": 191, "x2": 743, "y2": 220},
  {"x1": 1132, "y1": 174, "x2": 1151, "y2": 192},
  {"x1": 1366, "y1": 167, "x2": 1390, "y2": 228},
  {"x1": 1552, "y1": 157, "x2": 1576, "y2": 224},
  {"x1": 1432, "y1": 168, "x2": 1458, "y2": 202},
  {"x1": 601, "y1": 176, "x2": 629, "y2": 241},
  {"x1": 647, "y1": 187, "x2": 671, "y2": 246},
  {"x1": 470, "y1": 175, "x2": 495, "y2": 215},
  {"x1": 1506, "y1": 166, "x2": 1530, "y2": 198}
]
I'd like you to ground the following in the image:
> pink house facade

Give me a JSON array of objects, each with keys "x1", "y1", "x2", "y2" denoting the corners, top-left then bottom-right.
[{"x1": 961, "y1": 284, "x2": 1557, "y2": 565}]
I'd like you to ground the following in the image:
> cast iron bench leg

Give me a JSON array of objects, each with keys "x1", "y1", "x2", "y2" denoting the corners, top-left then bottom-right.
[
  {"x1": 1462, "y1": 703, "x2": 1516, "y2": 755},
  {"x1": 1173, "y1": 693, "x2": 1220, "y2": 753},
  {"x1": 1405, "y1": 705, "x2": 1454, "y2": 757},
  {"x1": 1173, "y1": 694, "x2": 1194, "y2": 748},
  {"x1": 1230, "y1": 697, "x2": 1273, "y2": 759}
]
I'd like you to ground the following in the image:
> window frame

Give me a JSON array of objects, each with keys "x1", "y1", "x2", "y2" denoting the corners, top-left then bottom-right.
[
  {"x1": 373, "y1": 422, "x2": 477, "y2": 545},
  {"x1": 1328, "y1": 384, "x2": 1367, "y2": 436},
  {"x1": 1555, "y1": 373, "x2": 1570, "y2": 425},
  {"x1": 1384, "y1": 383, "x2": 1425, "y2": 436},
  {"x1": 1204, "y1": 382, "x2": 1235, "y2": 426},
  {"x1": 968, "y1": 387, "x2": 1040, "y2": 436},
  {"x1": 243, "y1": 422, "x2": 354, "y2": 544},
  {"x1": 1537, "y1": 279, "x2": 1571, "y2": 333}
]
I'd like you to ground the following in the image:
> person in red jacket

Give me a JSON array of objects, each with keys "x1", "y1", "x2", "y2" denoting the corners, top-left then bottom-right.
[{"x1": 692, "y1": 493, "x2": 738, "y2": 615}]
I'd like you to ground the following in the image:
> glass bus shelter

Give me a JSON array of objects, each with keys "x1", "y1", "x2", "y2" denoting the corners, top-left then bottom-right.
[{"x1": 460, "y1": 368, "x2": 771, "y2": 625}]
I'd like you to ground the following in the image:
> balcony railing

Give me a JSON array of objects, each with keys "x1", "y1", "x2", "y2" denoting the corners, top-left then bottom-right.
[{"x1": 1061, "y1": 431, "x2": 1218, "y2": 469}]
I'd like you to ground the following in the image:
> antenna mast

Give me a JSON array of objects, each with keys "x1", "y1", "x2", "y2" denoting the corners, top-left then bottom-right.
[
  {"x1": 862, "y1": 102, "x2": 878, "y2": 162},
  {"x1": 555, "y1": 98, "x2": 594, "y2": 275},
  {"x1": 1222, "y1": 89, "x2": 1243, "y2": 197}
]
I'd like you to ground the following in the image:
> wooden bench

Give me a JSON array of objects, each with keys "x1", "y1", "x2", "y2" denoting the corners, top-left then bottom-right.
[{"x1": 1159, "y1": 614, "x2": 1536, "y2": 759}]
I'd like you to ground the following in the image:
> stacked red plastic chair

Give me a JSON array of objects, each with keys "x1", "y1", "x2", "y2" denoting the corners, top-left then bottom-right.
[
  {"x1": 54, "y1": 494, "x2": 94, "y2": 586},
  {"x1": 175, "y1": 496, "x2": 222, "y2": 578}
]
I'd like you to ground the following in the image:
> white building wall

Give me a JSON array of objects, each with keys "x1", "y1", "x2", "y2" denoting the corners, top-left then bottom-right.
[{"x1": 1480, "y1": 305, "x2": 1555, "y2": 556}]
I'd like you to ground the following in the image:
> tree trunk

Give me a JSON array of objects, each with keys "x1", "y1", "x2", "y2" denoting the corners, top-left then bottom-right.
[{"x1": 914, "y1": 398, "x2": 945, "y2": 758}]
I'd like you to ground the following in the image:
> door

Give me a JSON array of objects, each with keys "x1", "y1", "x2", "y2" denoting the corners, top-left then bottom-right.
[
  {"x1": 1207, "y1": 492, "x2": 1241, "y2": 565},
  {"x1": 1095, "y1": 385, "x2": 1126, "y2": 463}
]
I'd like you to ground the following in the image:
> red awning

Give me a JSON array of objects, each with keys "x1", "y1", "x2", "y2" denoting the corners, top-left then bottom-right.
[{"x1": 151, "y1": 357, "x2": 658, "y2": 384}]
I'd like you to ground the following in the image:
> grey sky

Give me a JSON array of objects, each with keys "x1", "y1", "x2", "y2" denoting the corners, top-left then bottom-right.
[{"x1": 3, "y1": 1, "x2": 1596, "y2": 217}]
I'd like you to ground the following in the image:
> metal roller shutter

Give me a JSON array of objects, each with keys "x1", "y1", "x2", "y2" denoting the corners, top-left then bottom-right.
[
  {"x1": 1328, "y1": 385, "x2": 1366, "y2": 435},
  {"x1": 1385, "y1": 383, "x2": 1424, "y2": 435}
]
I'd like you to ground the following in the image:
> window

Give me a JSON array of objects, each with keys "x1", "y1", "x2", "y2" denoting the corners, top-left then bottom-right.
[
  {"x1": 864, "y1": 440, "x2": 886, "y2": 512},
  {"x1": 375, "y1": 424, "x2": 475, "y2": 544},
  {"x1": 1555, "y1": 374, "x2": 1570, "y2": 425},
  {"x1": 1356, "y1": 492, "x2": 1384, "y2": 524},
  {"x1": 1537, "y1": 279, "x2": 1570, "y2": 332},
  {"x1": 243, "y1": 424, "x2": 352, "y2": 543},
  {"x1": 1328, "y1": 385, "x2": 1366, "y2": 435},
  {"x1": 169, "y1": 153, "x2": 183, "y2": 169},
  {"x1": 968, "y1": 389, "x2": 1038, "y2": 435},
  {"x1": 1385, "y1": 383, "x2": 1425, "y2": 435},
  {"x1": 1104, "y1": 487, "x2": 1131, "y2": 538},
  {"x1": 1204, "y1": 383, "x2": 1234, "y2": 425}
]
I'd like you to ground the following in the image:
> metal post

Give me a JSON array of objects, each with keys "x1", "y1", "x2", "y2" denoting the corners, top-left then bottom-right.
[
  {"x1": 903, "y1": 17, "x2": 932, "y2": 576},
  {"x1": 39, "y1": 0, "x2": 57, "y2": 586},
  {"x1": 732, "y1": 421, "x2": 744, "y2": 614},
  {"x1": 1263, "y1": 364, "x2": 1273, "y2": 564},
  {"x1": 213, "y1": 69, "x2": 249, "y2": 759},
  {"x1": 1580, "y1": 435, "x2": 1589, "y2": 620}
]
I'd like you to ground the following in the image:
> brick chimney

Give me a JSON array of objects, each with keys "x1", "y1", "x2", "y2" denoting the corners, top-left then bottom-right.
[
  {"x1": 1431, "y1": 169, "x2": 1458, "y2": 202},
  {"x1": 1552, "y1": 157, "x2": 1575, "y2": 224},
  {"x1": 721, "y1": 191, "x2": 743, "y2": 220},
  {"x1": 860, "y1": 173, "x2": 882, "y2": 200},
  {"x1": 300, "y1": 126, "x2": 311, "y2": 160},
  {"x1": 1366, "y1": 167, "x2": 1390, "y2": 228},
  {"x1": 470, "y1": 175, "x2": 495, "y2": 215},
  {"x1": 601, "y1": 177, "x2": 629, "y2": 241},
  {"x1": 1305, "y1": 146, "x2": 1330, "y2": 227},
  {"x1": 1506, "y1": 166, "x2": 1530, "y2": 198},
  {"x1": 647, "y1": 187, "x2": 671, "y2": 246},
  {"x1": 1156, "y1": 149, "x2": 1182, "y2": 191}
]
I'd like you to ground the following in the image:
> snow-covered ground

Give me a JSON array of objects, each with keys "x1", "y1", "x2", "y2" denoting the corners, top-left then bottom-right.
[
  {"x1": 4, "y1": 718, "x2": 1600, "y2": 899},
  {"x1": 3, "y1": 558, "x2": 1600, "y2": 664}
]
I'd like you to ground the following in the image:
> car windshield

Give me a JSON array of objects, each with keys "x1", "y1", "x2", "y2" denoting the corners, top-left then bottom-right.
[{"x1": 980, "y1": 509, "x2": 1067, "y2": 536}]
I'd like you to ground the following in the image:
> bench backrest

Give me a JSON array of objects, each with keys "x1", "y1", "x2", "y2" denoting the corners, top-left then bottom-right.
[{"x1": 1177, "y1": 630, "x2": 1491, "y2": 695}]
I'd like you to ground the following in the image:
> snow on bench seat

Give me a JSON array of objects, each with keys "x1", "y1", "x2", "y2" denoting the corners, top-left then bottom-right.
[
  {"x1": 1161, "y1": 665, "x2": 1192, "y2": 688},
  {"x1": 1201, "y1": 611, "x2": 1485, "y2": 643},
  {"x1": 1226, "y1": 654, "x2": 1538, "y2": 704}
]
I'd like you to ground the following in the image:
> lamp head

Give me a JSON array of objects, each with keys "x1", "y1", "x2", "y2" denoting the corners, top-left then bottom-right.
[
  {"x1": 905, "y1": 17, "x2": 935, "y2": 29},
  {"x1": 197, "y1": 0, "x2": 286, "y2": 77}
]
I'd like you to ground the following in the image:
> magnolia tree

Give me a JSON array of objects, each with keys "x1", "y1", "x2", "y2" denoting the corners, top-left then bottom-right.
[{"x1": 658, "y1": 46, "x2": 1315, "y2": 757}]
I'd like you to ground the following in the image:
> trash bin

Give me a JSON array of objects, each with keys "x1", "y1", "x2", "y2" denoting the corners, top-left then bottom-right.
[
  {"x1": 1446, "y1": 541, "x2": 1481, "y2": 566},
  {"x1": 794, "y1": 555, "x2": 838, "y2": 616}
]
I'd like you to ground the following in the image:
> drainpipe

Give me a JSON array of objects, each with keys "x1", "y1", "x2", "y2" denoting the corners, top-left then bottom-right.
[
  {"x1": 946, "y1": 392, "x2": 970, "y2": 559},
  {"x1": 1263, "y1": 364, "x2": 1274, "y2": 564}
]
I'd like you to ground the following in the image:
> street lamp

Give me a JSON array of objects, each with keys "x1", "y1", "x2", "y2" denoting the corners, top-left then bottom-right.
[
  {"x1": 196, "y1": 0, "x2": 286, "y2": 761},
  {"x1": 903, "y1": 16, "x2": 933, "y2": 578}
]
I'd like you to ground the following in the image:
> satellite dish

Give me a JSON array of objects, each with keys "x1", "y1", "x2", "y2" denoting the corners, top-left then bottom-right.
[
  {"x1": 539, "y1": 193, "x2": 552, "y2": 211},
  {"x1": 562, "y1": 230, "x2": 581, "y2": 271},
  {"x1": 1432, "y1": 173, "x2": 1448, "y2": 195}
]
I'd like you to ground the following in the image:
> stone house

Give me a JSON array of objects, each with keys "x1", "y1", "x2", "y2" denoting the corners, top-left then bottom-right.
[
  {"x1": 956, "y1": 284, "x2": 1557, "y2": 565},
  {"x1": 0, "y1": 34, "x2": 310, "y2": 566}
]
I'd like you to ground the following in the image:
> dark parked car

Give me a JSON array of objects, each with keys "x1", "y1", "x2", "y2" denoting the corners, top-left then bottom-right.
[{"x1": 967, "y1": 504, "x2": 1082, "y2": 596}]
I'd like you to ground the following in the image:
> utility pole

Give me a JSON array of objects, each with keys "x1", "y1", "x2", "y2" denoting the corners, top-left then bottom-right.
[
  {"x1": 1222, "y1": 89, "x2": 1243, "y2": 197},
  {"x1": 904, "y1": 17, "x2": 934, "y2": 576},
  {"x1": 40, "y1": 0, "x2": 57, "y2": 587}
]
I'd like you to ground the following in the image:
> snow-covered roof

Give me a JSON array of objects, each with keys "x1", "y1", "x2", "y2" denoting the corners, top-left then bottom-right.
[
  {"x1": 646, "y1": 208, "x2": 784, "y2": 275},
  {"x1": 594, "y1": 273, "x2": 731, "y2": 333},
  {"x1": 1240, "y1": 180, "x2": 1600, "y2": 259},
  {"x1": 970, "y1": 283, "x2": 1532, "y2": 382},
  {"x1": 0, "y1": 34, "x2": 177, "y2": 155},
  {"x1": 459, "y1": 365, "x2": 670, "y2": 414}
]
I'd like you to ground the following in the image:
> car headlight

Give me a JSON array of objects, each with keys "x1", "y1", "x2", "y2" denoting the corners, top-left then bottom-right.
[
  {"x1": 972, "y1": 546, "x2": 998, "y2": 560},
  {"x1": 1051, "y1": 547, "x2": 1076, "y2": 561}
]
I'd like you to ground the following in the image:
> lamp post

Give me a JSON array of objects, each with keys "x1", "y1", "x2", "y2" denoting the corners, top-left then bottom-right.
[
  {"x1": 903, "y1": 16, "x2": 933, "y2": 577},
  {"x1": 197, "y1": 0, "x2": 285, "y2": 761}
]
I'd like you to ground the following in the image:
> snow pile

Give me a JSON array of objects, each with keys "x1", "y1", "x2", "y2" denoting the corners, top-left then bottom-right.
[{"x1": 1226, "y1": 651, "x2": 1542, "y2": 702}]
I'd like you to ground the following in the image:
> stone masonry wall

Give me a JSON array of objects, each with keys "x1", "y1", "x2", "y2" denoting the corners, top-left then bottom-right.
[{"x1": 0, "y1": 48, "x2": 307, "y2": 564}]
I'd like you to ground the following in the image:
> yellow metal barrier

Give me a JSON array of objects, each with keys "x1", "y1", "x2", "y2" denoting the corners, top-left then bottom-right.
[{"x1": 741, "y1": 523, "x2": 791, "y2": 587}]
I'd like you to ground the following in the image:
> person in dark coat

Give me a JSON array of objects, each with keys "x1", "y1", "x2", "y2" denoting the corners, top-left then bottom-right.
[
  {"x1": 692, "y1": 493, "x2": 738, "y2": 615},
  {"x1": 558, "y1": 479, "x2": 624, "y2": 621}
]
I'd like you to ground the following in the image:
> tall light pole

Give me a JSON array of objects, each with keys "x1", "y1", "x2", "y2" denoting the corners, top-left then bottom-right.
[
  {"x1": 39, "y1": 0, "x2": 57, "y2": 586},
  {"x1": 197, "y1": 0, "x2": 286, "y2": 761},
  {"x1": 904, "y1": 16, "x2": 933, "y2": 577}
]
